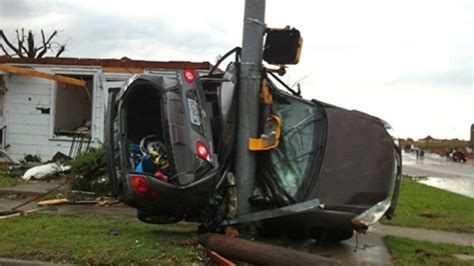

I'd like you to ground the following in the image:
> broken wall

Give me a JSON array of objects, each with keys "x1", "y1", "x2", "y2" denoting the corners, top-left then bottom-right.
[{"x1": 54, "y1": 77, "x2": 93, "y2": 134}]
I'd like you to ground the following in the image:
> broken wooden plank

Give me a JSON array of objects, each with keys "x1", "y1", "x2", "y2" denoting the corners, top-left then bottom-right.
[
  {"x1": 208, "y1": 251, "x2": 236, "y2": 266},
  {"x1": 37, "y1": 198, "x2": 70, "y2": 206},
  {"x1": 0, "y1": 208, "x2": 38, "y2": 220},
  {"x1": 37, "y1": 198, "x2": 119, "y2": 206},
  {"x1": 199, "y1": 233, "x2": 341, "y2": 266},
  {"x1": 0, "y1": 64, "x2": 86, "y2": 88},
  {"x1": 96, "y1": 200, "x2": 119, "y2": 206}
]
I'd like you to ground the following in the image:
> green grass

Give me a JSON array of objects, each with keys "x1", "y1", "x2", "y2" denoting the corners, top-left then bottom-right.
[
  {"x1": 387, "y1": 236, "x2": 474, "y2": 265},
  {"x1": 412, "y1": 140, "x2": 469, "y2": 150},
  {"x1": 382, "y1": 177, "x2": 474, "y2": 233},
  {"x1": 0, "y1": 175, "x2": 24, "y2": 188},
  {"x1": 0, "y1": 213, "x2": 206, "y2": 264}
]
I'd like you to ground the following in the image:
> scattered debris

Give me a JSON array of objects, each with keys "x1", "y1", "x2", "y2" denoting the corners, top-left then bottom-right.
[
  {"x1": 208, "y1": 250, "x2": 236, "y2": 266},
  {"x1": 51, "y1": 152, "x2": 72, "y2": 162},
  {"x1": 177, "y1": 239, "x2": 198, "y2": 246},
  {"x1": 37, "y1": 198, "x2": 119, "y2": 206},
  {"x1": 21, "y1": 154, "x2": 41, "y2": 163},
  {"x1": 108, "y1": 229, "x2": 119, "y2": 236},
  {"x1": 22, "y1": 162, "x2": 70, "y2": 180},
  {"x1": 75, "y1": 120, "x2": 91, "y2": 133},
  {"x1": 0, "y1": 208, "x2": 38, "y2": 220},
  {"x1": 224, "y1": 226, "x2": 239, "y2": 238},
  {"x1": 37, "y1": 198, "x2": 69, "y2": 206},
  {"x1": 70, "y1": 190, "x2": 96, "y2": 195},
  {"x1": 199, "y1": 233, "x2": 341, "y2": 265}
]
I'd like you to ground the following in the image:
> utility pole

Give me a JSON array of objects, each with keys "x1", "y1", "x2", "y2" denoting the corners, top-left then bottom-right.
[{"x1": 234, "y1": 0, "x2": 266, "y2": 216}]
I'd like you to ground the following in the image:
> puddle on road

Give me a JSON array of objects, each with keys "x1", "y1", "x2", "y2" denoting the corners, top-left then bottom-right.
[
  {"x1": 403, "y1": 152, "x2": 474, "y2": 198},
  {"x1": 417, "y1": 177, "x2": 474, "y2": 199}
]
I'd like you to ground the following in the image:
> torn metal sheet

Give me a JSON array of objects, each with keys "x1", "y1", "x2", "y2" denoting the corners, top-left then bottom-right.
[{"x1": 222, "y1": 199, "x2": 320, "y2": 225}]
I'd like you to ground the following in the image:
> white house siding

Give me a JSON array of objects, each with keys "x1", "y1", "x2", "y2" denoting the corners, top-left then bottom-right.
[{"x1": 3, "y1": 73, "x2": 68, "y2": 161}]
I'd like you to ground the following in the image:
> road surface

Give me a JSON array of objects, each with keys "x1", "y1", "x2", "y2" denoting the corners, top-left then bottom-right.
[{"x1": 402, "y1": 151, "x2": 474, "y2": 198}]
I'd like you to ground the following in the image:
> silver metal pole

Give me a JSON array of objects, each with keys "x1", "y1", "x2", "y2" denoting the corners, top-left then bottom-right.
[{"x1": 235, "y1": 0, "x2": 266, "y2": 216}]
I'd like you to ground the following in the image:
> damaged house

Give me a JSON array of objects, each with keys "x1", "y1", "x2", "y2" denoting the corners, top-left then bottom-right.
[{"x1": 0, "y1": 57, "x2": 210, "y2": 162}]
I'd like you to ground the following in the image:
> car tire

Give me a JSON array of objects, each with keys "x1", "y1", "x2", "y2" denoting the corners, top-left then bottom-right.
[
  {"x1": 310, "y1": 228, "x2": 354, "y2": 242},
  {"x1": 137, "y1": 209, "x2": 182, "y2": 224}
]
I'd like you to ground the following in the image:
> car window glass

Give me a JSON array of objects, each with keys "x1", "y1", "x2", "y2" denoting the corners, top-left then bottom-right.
[{"x1": 267, "y1": 96, "x2": 319, "y2": 199}]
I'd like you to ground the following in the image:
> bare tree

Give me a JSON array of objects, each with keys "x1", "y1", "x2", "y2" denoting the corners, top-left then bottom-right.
[{"x1": 0, "y1": 29, "x2": 67, "y2": 58}]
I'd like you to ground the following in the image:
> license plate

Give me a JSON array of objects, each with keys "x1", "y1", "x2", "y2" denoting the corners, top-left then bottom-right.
[{"x1": 187, "y1": 98, "x2": 201, "y2": 126}]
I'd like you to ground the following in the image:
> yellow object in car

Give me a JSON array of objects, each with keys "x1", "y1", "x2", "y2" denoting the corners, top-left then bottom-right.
[{"x1": 249, "y1": 115, "x2": 282, "y2": 151}]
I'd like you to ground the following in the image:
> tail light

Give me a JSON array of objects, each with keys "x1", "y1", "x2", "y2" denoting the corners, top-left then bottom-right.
[
  {"x1": 131, "y1": 175, "x2": 150, "y2": 194},
  {"x1": 183, "y1": 69, "x2": 196, "y2": 83},
  {"x1": 196, "y1": 141, "x2": 210, "y2": 161}
]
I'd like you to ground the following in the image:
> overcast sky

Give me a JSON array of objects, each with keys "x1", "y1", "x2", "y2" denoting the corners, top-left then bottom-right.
[{"x1": 1, "y1": 0, "x2": 472, "y2": 139}]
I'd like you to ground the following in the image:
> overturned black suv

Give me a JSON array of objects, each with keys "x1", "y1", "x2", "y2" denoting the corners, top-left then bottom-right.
[{"x1": 105, "y1": 30, "x2": 401, "y2": 241}]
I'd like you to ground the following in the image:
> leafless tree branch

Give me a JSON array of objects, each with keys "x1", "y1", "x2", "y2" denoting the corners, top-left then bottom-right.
[
  {"x1": 0, "y1": 44, "x2": 11, "y2": 57},
  {"x1": 1, "y1": 29, "x2": 66, "y2": 59},
  {"x1": 0, "y1": 29, "x2": 24, "y2": 57},
  {"x1": 55, "y1": 45, "x2": 66, "y2": 58},
  {"x1": 27, "y1": 30, "x2": 36, "y2": 58}
]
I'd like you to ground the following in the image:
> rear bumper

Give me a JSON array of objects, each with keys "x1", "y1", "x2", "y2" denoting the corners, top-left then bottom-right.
[{"x1": 117, "y1": 171, "x2": 220, "y2": 221}]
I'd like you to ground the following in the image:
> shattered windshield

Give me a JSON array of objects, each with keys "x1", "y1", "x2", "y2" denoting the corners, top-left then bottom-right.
[{"x1": 264, "y1": 93, "x2": 325, "y2": 201}]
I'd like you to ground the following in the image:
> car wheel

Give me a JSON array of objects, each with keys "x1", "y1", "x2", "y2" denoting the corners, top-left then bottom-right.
[
  {"x1": 310, "y1": 228, "x2": 354, "y2": 242},
  {"x1": 137, "y1": 209, "x2": 182, "y2": 224}
]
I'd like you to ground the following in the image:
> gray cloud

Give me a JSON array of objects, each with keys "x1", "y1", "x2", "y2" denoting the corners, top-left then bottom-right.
[
  {"x1": 0, "y1": 0, "x2": 69, "y2": 19},
  {"x1": 1, "y1": 1, "x2": 236, "y2": 60},
  {"x1": 0, "y1": 0, "x2": 36, "y2": 18}
]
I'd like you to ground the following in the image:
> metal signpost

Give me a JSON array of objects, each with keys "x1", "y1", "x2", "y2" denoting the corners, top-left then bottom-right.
[{"x1": 234, "y1": 0, "x2": 266, "y2": 216}]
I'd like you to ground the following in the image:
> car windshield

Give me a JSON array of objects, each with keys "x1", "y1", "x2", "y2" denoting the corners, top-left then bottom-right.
[{"x1": 262, "y1": 92, "x2": 325, "y2": 201}]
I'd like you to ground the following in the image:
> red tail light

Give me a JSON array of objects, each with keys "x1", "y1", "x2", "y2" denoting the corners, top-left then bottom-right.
[
  {"x1": 196, "y1": 141, "x2": 210, "y2": 161},
  {"x1": 131, "y1": 175, "x2": 149, "y2": 194},
  {"x1": 183, "y1": 69, "x2": 196, "y2": 83}
]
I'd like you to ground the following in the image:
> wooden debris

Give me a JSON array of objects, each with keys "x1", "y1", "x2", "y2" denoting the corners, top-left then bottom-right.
[
  {"x1": 37, "y1": 198, "x2": 69, "y2": 206},
  {"x1": 199, "y1": 233, "x2": 342, "y2": 266},
  {"x1": 0, "y1": 208, "x2": 38, "y2": 220},
  {"x1": 177, "y1": 239, "x2": 198, "y2": 246},
  {"x1": 208, "y1": 251, "x2": 236, "y2": 266},
  {"x1": 96, "y1": 200, "x2": 119, "y2": 206},
  {"x1": 224, "y1": 226, "x2": 239, "y2": 238},
  {"x1": 38, "y1": 198, "x2": 119, "y2": 206},
  {"x1": 0, "y1": 64, "x2": 86, "y2": 88}
]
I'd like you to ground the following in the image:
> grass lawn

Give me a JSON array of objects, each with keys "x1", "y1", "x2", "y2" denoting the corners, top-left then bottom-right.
[
  {"x1": 412, "y1": 139, "x2": 469, "y2": 150},
  {"x1": 387, "y1": 236, "x2": 474, "y2": 265},
  {"x1": 0, "y1": 213, "x2": 206, "y2": 264},
  {"x1": 0, "y1": 175, "x2": 24, "y2": 188},
  {"x1": 382, "y1": 177, "x2": 474, "y2": 233}
]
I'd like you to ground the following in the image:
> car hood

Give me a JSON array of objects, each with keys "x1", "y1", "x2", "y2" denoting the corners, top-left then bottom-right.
[{"x1": 307, "y1": 105, "x2": 396, "y2": 210}]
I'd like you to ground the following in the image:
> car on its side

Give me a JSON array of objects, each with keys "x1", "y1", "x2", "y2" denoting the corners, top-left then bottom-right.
[{"x1": 105, "y1": 50, "x2": 401, "y2": 241}]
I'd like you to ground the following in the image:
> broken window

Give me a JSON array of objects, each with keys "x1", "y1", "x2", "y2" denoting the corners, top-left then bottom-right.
[
  {"x1": 53, "y1": 75, "x2": 93, "y2": 137},
  {"x1": 261, "y1": 93, "x2": 325, "y2": 202}
]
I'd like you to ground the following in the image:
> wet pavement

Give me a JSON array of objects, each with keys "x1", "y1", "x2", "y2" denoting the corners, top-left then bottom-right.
[
  {"x1": 262, "y1": 233, "x2": 392, "y2": 265},
  {"x1": 402, "y1": 151, "x2": 474, "y2": 198},
  {"x1": 0, "y1": 181, "x2": 63, "y2": 196},
  {"x1": 370, "y1": 223, "x2": 474, "y2": 246}
]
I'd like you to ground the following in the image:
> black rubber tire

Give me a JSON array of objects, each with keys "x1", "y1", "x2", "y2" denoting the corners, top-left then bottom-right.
[
  {"x1": 137, "y1": 209, "x2": 182, "y2": 224},
  {"x1": 310, "y1": 228, "x2": 354, "y2": 242}
]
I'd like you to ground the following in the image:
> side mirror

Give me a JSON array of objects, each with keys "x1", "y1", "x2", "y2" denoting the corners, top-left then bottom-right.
[{"x1": 263, "y1": 28, "x2": 303, "y2": 65}]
